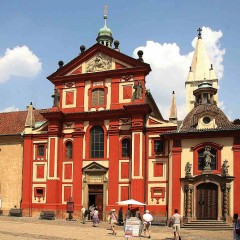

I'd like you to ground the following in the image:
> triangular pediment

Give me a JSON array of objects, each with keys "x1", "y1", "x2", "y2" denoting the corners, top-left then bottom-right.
[
  {"x1": 32, "y1": 121, "x2": 48, "y2": 134},
  {"x1": 148, "y1": 116, "x2": 164, "y2": 125},
  {"x1": 67, "y1": 52, "x2": 131, "y2": 76},
  {"x1": 82, "y1": 161, "x2": 108, "y2": 172},
  {"x1": 47, "y1": 43, "x2": 151, "y2": 81}
]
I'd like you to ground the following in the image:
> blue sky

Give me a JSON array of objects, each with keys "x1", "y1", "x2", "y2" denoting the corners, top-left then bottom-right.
[{"x1": 0, "y1": 0, "x2": 239, "y2": 120}]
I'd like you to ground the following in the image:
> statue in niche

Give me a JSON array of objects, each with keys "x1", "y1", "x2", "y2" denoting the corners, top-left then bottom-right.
[
  {"x1": 133, "y1": 80, "x2": 143, "y2": 99},
  {"x1": 203, "y1": 146, "x2": 215, "y2": 169},
  {"x1": 185, "y1": 162, "x2": 192, "y2": 177},
  {"x1": 52, "y1": 88, "x2": 60, "y2": 107},
  {"x1": 222, "y1": 159, "x2": 229, "y2": 176}
]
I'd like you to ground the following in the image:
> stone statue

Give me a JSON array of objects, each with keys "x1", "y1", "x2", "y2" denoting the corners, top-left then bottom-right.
[
  {"x1": 133, "y1": 80, "x2": 143, "y2": 99},
  {"x1": 52, "y1": 88, "x2": 60, "y2": 107},
  {"x1": 222, "y1": 159, "x2": 229, "y2": 176},
  {"x1": 185, "y1": 162, "x2": 192, "y2": 177},
  {"x1": 203, "y1": 146, "x2": 215, "y2": 169}
]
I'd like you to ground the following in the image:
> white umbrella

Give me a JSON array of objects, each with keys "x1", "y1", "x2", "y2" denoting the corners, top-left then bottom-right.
[{"x1": 116, "y1": 199, "x2": 146, "y2": 205}]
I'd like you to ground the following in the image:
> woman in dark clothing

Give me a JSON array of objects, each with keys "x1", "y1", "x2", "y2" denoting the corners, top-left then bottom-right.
[{"x1": 118, "y1": 207, "x2": 123, "y2": 225}]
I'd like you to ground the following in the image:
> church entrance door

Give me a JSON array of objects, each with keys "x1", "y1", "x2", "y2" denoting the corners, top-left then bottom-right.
[
  {"x1": 196, "y1": 183, "x2": 218, "y2": 220},
  {"x1": 88, "y1": 185, "x2": 103, "y2": 220}
]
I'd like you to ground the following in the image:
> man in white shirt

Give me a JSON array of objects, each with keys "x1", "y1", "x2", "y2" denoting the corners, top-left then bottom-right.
[
  {"x1": 142, "y1": 210, "x2": 153, "y2": 239},
  {"x1": 172, "y1": 209, "x2": 181, "y2": 240}
]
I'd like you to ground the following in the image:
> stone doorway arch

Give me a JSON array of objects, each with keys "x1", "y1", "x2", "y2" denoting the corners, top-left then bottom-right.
[
  {"x1": 181, "y1": 173, "x2": 234, "y2": 222},
  {"x1": 82, "y1": 162, "x2": 108, "y2": 220}
]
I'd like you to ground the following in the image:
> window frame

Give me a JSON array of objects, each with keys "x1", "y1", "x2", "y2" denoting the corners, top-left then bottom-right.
[
  {"x1": 65, "y1": 141, "x2": 73, "y2": 160},
  {"x1": 88, "y1": 85, "x2": 108, "y2": 110},
  {"x1": 90, "y1": 126, "x2": 104, "y2": 158},
  {"x1": 36, "y1": 144, "x2": 46, "y2": 160},
  {"x1": 152, "y1": 139, "x2": 164, "y2": 155},
  {"x1": 121, "y1": 138, "x2": 131, "y2": 158}
]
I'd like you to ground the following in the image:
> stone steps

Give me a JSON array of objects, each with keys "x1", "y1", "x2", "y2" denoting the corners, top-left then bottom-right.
[{"x1": 182, "y1": 220, "x2": 233, "y2": 231}]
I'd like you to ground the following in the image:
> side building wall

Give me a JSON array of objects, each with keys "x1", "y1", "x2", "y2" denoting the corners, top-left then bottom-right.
[{"x1": 0, "y1": 136, "x2": 23, "y2": 214}]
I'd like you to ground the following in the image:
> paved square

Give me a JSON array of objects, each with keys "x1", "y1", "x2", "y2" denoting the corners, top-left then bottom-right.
[{"x1": 0, "y1": 216, "x2": 232, "y2": 239}]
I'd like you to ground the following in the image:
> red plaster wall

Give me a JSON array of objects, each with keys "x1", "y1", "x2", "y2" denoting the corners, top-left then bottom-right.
[
  {"x1": 123, "y1": 86, "x2": 132, "y2": 99},
  {"x1": 72, "y1": 134, "x2": 84, "y2": 210},
  {"x1": 233, "y1": 146, "x2": 240, "y2": 213},
  {"x1": 64, "y1": 186, "x2": 72, "y2": 202},
  {"x1": 37, "y1": 165, "x2": 45, "y2": 178},
  {"x1": 121, "y1": 186, "x2": 129, "y2": 201},
  {"x1": 108, "y1": 134, "x2": 119, "y2": 205},
  {"x1": 121, "y1": 162, "x2": 129, "y2": 179},
  {"x1": 22, "y1": 137, "x2": 33, "y2": 212},
  {"x1": 171, "y1": 147, "x2": 182, "y2": 214},
  {"x1": 65, "y1": 91, "x2": 74, "y2": 105},
  {"x1": 134, "y1": 133, "x2": 140, "y2": 176},
  {"x1": 64, "y1": 164, "x2": 72, "y2": 179},
  {"x1": 49, "y1": 138, "x2": 55, "y2": 177},
  {"x1": 154, "y1": 162, "x2": 163, "y2": 177}
]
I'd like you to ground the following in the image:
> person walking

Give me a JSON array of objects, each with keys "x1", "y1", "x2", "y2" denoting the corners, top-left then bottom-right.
[
  {"x1": 233, "y1": 213, "x2": 240, "y2": 240},
  {"x1": 89, "y1": 204, "x2": 95, "y2": 220},
  {"x1": 81, "y1": 206, "x2": 86, "y2": 224},
  {"x1": 118, "y1": 207, "x2": 123, "y2": 226},
  {"x1": 110, "y1": 209, "x2": 118, "y2": 235},
  {"x1": 135, "y1": 207, "x2": 142, "y2": 221},
  {"x1": 125, "y1": 207, "x2": 132, "y2": 220},
  {"x1": 92, "y1": 207, "x2": 99, "y2": 227},
  {"x1": 142, "y1": 210, "x2": 153, "y2": 239},
  {"x1": 172, "y1": 209, "x2": 181, "y2": 240}
]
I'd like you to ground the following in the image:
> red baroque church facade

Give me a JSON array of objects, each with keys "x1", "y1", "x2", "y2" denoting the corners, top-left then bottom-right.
[
  {"x1": 21, "y1": 18, "x2": 177, "y2": 219},
  {"x1": 1, "y1": 16, "x2": 238, "y2": 223}
]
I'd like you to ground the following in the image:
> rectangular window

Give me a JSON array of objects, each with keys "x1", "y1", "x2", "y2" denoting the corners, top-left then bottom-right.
[
  {"x1": 92, "y1": 89, "x2": 104, "y2": 106},
  {"x1": 37, "y1": 145, "x2": 45, "y2": 157},
  {"x1": 122, "y1": 139, "x2": 130, "y2": 157},
  {"x1": 90, "y1": 126, "x2": 104, "y2": 158},
  {"x1": 154, "y1": 140, "x2": 164, "y2": 153},
  {"x1": 34, "y1": 187, "x2": 45, "y2": 197}
]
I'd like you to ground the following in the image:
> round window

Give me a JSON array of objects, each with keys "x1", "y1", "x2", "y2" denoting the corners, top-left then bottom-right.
[{"x1": 203, "y1": 116, "x2": 211, "y2": 124}]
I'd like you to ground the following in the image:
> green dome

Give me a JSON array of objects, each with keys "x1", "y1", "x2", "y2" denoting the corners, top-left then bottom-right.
[
  {"x1": 98, "y1": 25, "x2": 112, "y2": 37},
  {"x1": 96, "y1": 14, "x2": 113, "y2": 47}
]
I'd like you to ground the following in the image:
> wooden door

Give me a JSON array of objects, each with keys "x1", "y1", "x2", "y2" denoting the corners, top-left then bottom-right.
[{"x1": 196, "y1": 183, "x2": 218, "y2": 220}]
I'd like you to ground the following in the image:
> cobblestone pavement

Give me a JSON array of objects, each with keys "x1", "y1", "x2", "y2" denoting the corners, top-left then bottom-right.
[{"x1": 0, "y1": 216, "x2": 232, "y2": 240}]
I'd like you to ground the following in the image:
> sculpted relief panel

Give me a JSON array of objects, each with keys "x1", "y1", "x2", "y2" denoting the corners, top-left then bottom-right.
[{"x1": 86, "y1": 53, "x2": 112, "y2": 73}]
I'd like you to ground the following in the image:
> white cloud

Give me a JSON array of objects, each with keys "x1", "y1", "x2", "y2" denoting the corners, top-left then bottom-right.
[
  {"x1": 0, "y1": 45, "x2": 42, "y2": 83},
  {"x1": 0, "y1": 105, "x2": 19, "y2": 112},
  {"x1": 133, "y1": 27, "x2": 225, "y2": 120}
]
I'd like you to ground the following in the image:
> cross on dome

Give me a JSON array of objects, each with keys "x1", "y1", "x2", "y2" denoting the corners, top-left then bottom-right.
[{"x1": 197, "y1": 27, "x2": 202, "y2": 39}]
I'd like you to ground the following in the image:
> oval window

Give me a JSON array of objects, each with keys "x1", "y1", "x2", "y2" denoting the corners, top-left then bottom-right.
[{"x1": 203, "y1": 116, "x2": 211, "y2": 124}]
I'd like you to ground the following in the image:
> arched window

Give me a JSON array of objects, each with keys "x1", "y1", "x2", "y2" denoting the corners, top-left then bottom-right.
[
  {"x1": 122, "y1": 138, "x2": 130, "y2": 157},
  {"x1": 90, "y1": 126, "x2": 104, "y2": 158},
  {"x1": 198, "y1": 146, "x2": 217, "y2": 170},
  {"x1": 92, "y1": 89, "x2": 104, "y2": 106},
  {"x1": 66, "y1": 141, "x2": 73, "y2": 159}
]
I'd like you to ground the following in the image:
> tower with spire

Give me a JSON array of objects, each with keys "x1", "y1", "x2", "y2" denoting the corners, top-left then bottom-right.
[
  {"x1": 169, "y1": 91, "x2": 177, "y2": 123},
  {"x1": 185, "y1": 28, "x2": 218, "y2": 113},
  {"x1": 96, "y1": 5, "x2": 114, "y2": 47}
]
